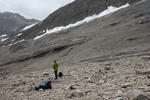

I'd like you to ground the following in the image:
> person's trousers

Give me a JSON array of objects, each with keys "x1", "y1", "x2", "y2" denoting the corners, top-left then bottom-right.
[{"x1": 54, "y1": 71, "x2": 58, "y2": 79}]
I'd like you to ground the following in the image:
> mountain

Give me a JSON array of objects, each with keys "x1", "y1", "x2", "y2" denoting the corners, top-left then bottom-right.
[
  {"x1": 0, "y1": 12, "x2": 39, "y2": 35},
  {"x1": 1, "y1": 0, "x2": 150, "y2": 99},
  {"x1": 19, "y1": 0, "x2": 141, "y2": 39}
]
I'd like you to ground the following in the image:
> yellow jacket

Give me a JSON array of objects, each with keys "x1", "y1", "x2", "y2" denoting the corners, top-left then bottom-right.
[{"x1": 53, "y1": 63, "x2": 58, "y2": 71}]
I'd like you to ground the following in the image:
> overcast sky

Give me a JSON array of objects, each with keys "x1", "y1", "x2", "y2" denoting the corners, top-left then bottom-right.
[{"x1": 0, "y1": 0, "x2": 75, "y2": 20}]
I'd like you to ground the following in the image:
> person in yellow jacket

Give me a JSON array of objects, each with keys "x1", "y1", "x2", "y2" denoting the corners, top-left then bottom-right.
[{"x1": 53, "y1": 60, "x2": 58, "y2": 80}]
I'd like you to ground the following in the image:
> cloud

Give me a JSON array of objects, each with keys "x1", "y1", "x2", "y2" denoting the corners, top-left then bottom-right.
[{"x1": 0, "y1": 0, "x2": 75, "y2": 20}]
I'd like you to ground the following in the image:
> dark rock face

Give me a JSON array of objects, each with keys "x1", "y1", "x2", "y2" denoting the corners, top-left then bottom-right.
[
  {"x1": 21, "y1": 0, "x2": 141, "y2": 39},
  {"x1": 0, "y1": 12, "x2": 39, "y2": 35}
]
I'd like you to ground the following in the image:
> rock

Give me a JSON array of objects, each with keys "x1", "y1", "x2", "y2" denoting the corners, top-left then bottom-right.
[
  {"x1": 147, "y1": 74, "x2": 150, "y2": 79},
  {"x1": 137, "y1": 17, "x2": 149, "y2": 24},
  {"x1": 72, "y1": 89, "x2": 84, "y2": 97},
  {"x1": 109, "y1": 21, "x2": 120, "y2": 26},
  {"x1": 135, "y1": 69, "x2": 150, "y2": 75},
  {"x1": 66, "y1": 89, "x2": 84, "y2": 98},
  {"x1": 114, "y1": 97, "x2": 125, "y2": 100},
  {"x1": 125, "y1": 89, "x2": 149, "y2": 100},
  {"x1": 121, "y1": 83, "x2": 132, "y2": 88},
  {"x1": 42, "y1": 72, "x2": 49, "y2": 76},
  {"x1": 67, "y1": 84, "x2": 80, "y2": 90},
  {"x1": 116, "y1": 90, "x2": 123, "y2": 97},
  {"x1": 0, "y1": 76, "x2": 6, "y2": 80},
  {"x1": 104, "y1": 66, "x2": 111, "y2": 70},
  {"x1": 142, "y1": 56, "x2": 150, "y2": 61},
  {"x1": 89, "y1": 70, "x2": 104, "y2": 85},
  {"x1": 114, "y1": 89, "x2": 149, "y2": 100}
]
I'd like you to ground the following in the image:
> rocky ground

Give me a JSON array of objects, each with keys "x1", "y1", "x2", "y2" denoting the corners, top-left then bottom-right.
[{"x1": 1, "y1": 54, "x2": 150, "y2": 100}]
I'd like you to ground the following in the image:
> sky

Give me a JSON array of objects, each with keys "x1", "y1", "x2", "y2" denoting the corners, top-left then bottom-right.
[{"x1": 0, "y1": 0, "x2": 75, "y2": 20}]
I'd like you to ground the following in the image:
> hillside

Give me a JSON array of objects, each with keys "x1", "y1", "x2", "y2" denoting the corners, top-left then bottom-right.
[
  {"x1": 0, "y1": 0, "x2": 150, "y2": 99},
  {"x1": 0, "y1": 12, "x2": 39, "y2": 35}
]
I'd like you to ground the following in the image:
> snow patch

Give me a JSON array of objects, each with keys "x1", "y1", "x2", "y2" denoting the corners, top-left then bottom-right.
[
  {"x1": 0, "y1": 34, "x2": 7, "y2": 38},
  {"x1": 2, "y1": 45, "x2": 6, "y2": 48},
  {"x1": 8, "y1": 39, "x2": 25, "y2": 46},
  {"x1": 21, "y1": 23, "x2": 38, "y2": 31},
  {"x1": 1, "y1": 37, "x2": 9, "y2": 42},
  {"x1": 136, "y1": 0, "x2": 146, "y2": 4},
  {"x1": 17, "y1": 33, "x2": 23, "y2": 37},
  {"x1": 34, "y1": 3, "x2": 129, "y2": 40}
]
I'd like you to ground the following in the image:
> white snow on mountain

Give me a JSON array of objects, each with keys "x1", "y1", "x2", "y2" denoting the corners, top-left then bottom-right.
[
  {"x1": 34, "y1": 3, "x2": 129, "y2": 40},
  {"x1": 0, "y1": 34, "x2": 7, "y2": 38},
  {"x1": 8, "y1": 39, "x2": 25, "y2": 46},
  {"x1": 0, "y1": 34, "x2": 8, "y2": 42},
  {"x1": 1, "y1": 37, "x2": 9, "y2": 42},
  {"x1": 21, "y1": 23, "x2": 38, "y2": 31},
  {"x1": 17, "y1": 33, "x2": 23, "y2": 37},
  {"x1": 136, "y1": 0, "x2": 146, "y2": 4}
]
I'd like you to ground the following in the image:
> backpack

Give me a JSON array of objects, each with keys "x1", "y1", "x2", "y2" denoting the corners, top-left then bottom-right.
[{"x1": 58, "y1": 72, "x2": 63, "y2": 78}]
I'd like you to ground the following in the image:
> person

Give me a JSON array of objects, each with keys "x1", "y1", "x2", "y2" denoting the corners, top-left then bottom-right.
[
  {"x1": 35, "y1": 81, "x2": 52, "y2": 91},
  {"x1": 53, "y1": 60, "x2": 58, "y2": 80}
]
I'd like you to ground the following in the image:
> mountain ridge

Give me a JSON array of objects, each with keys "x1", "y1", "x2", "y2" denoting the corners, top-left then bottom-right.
[
  {"x1": 0, "y1": 11, "x2": 39, "y2": 35},
  {"x1": 20, "y1": 0, "x2": 141, "y2": 39}
]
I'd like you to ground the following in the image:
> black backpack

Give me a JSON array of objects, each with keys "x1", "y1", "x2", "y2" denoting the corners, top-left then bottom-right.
[{"x1": 58, "y1": 72, "x2": 63, "y2": 78}]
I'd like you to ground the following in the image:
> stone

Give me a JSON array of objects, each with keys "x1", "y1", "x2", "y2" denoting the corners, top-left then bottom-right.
[
  {"x1": 42, "y1": 72, "x2": 49, "y2": 76},
  {"x1": 67, "y1": 84, "x2": 80, "y2": 90},
  {"x1": 114, "y1": 97, "x2": 124, "y2": 100},
  {"x1": 125, "y1": 89, "x2": 149, "y2": 100},
  {"x1": 89, "y1": 70, "x2": 104, "y2": 85},
  {"x1": 142, "y1": 56, "x2": 150, "y2": 61},
  {"x1": 147, "y1": 74, "x2": 150, "y2": 79},
  {"x1": 135, "y1": 69, "x2": 150, "y2": 75},
  {"x1": 104, "y1": 66, "x2": 111, "y2": 70},
  {"x1": 121, "y1": 83, "x2": 132, "y2": 88},
  {"x1": 66, "y1": 89, "x2": 84, "y2": 98},
  {"x1": 114, "y1": 89, "x2": 149, "y2": 100},
  {"x1": 0, "y1": 76, "x2": 6, "y2": 80},
  {"x1": 137, "y1": 17, "x2": 149, "y2": 24},
  {"x1": 72, "y1": 89, "x2": 84, "y2": 97}
]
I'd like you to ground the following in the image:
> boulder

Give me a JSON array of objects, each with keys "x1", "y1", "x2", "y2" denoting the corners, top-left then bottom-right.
[
  {"x1": 114, "y1": 89, "x2": 149, "y2": 100},
  {"x1": 125, "y1": 89, "x2": 149, "y2": 100},
  {"x1": 135, "y1": 69, "x2": 150, "y2": 75},
  {"x1": 137, "y1": 17, "x2": 149, "y2": 24},
  {"x1": 42, "y1": 72, "x2": 49, "y2": 76},
  {"x1": 89, "y1": 70, "x2": 104, "y2": 85},
  {"x1": 147, "y1": 74, "x2": 150, "y2": 79},
  {"x1": 114, "y1": 97, "x2": 125, "y2": 100},
  {"x1": 104, "y1": 66, "x2": 111, "y2": 71},
  {"x1": 67, "y1": 84, "x2": 80, "y2": 90},
  {"x1": 66, "y1": 89, "x2": 84, "y2": 98},
  {"x1": 72, "y1": 89, "x2": 84, "y2": 97},
  {"x1": 121, "y1": 83, "x2": 132, "y2": 88},
  {"x1": 142, "y1": 56, "x2": 150, "y2": 61}
]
